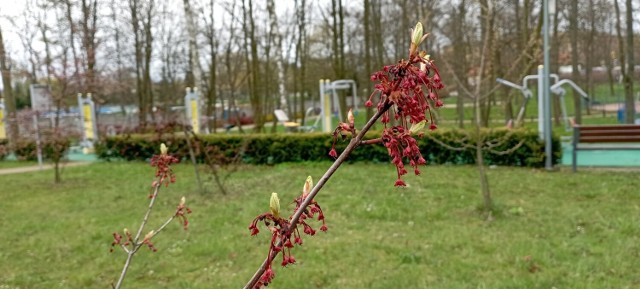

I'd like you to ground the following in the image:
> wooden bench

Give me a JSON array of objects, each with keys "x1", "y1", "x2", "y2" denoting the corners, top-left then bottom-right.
[{"x1": 572, "y1": 124, "x2": 640, "y2": 172}]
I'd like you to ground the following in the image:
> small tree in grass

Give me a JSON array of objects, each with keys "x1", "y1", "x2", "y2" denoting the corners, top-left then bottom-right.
[{"x1": 109, "y1": 144, "x2": 192, "y2": 289}]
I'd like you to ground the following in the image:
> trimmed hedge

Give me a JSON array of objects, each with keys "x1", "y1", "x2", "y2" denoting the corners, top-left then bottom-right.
[
  {"x1": 95, "y1": 128, "x2": 561, "y2": 167},
  {"x1": 3, "y1": 138, "x2": 72, "y2": 161}
]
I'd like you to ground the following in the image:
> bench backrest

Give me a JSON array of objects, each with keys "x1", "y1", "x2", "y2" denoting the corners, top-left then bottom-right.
[
  {"x1": 273, "y1": 109, "x2": 290, "y2": 122},
  {"x1": 574, "y1": 124, "x2": 640, "y2": 143}
]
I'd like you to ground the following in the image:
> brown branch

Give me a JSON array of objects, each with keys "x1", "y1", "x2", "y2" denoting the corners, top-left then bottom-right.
[
  {"x1": 360, "y1": 138, "x2": 382, "y2": 145},
  {"x1": 486, "y1": 138, "x2": 526, "y2": 155},
  {"x1": 114, "y1": 183, "x2": 162, "y2": 289},
  {"x1": 424, "y1": 133, "x2": 470, "y2": 151}
]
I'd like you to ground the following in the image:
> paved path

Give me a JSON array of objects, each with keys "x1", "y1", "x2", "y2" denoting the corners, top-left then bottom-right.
[{"x1": 0, "y1": 162, "x2": 92, "y2": 175}]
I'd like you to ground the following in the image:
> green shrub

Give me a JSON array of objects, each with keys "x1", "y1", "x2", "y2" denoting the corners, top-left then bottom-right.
[
  {"x1": 96, "y1": 128, "x2": 561, "y2": 167},
  {"x1": 11, "y1": 138, "x2": 71, "y2": 161}
]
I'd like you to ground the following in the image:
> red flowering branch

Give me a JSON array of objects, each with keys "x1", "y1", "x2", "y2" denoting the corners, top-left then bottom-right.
[
  {"x1": 244, "y1": 21, "x2": 444, "y2": 289},
  {"x1": 110, "y1": 144, "x2": 191, "y2": 289},
  {"x1": 244, "y1": 106, "x2": 389, "y2": 289}
]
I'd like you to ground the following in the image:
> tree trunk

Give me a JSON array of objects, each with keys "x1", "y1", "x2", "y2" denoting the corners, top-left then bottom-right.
[
  {"x1": 242, "y1": 0, "x2": 263, "y2": 133},
  {"x1": 551, "y1": 4, "x2": 562, "y2": 126},
  {"x1": 331, "y1": 0, "x2": 347, "y2": 121},
  {"x1": 205, "y1": 0, "x2": 218, "y2": 133},
  {"x1": 0, "y1": 25, "x2": 18, "y2": 144},
  {"x1": 623, "y1": 0, "x2": 635, "y2": 124},
  {"x1": 569, "y1": 0, "x2": 582, "y2": 124},
  {"x1": 129, "y1": 0, "x2": 146, "y2": 128},
  {"x1": 478, "y1": 0, "x2": 495, "y2": 127},
  {"x1": 80, "y1": 0, "x2": 98, "y2": 96},
  {"x1": 453, "y1": 0, "x2": 467, "y2": 128},
  {"x1": 142, "y1": 1, "x2": 154, "y2": 125},
  {"x1": 475, "y1": 90, "x2": 492, "y2": 212},
  {"x1": 363, "y1": 0, "x2": 373, "y2": 121},
  {"x1": 183, "y1": 0, "x2": 202, "y2": 91}
]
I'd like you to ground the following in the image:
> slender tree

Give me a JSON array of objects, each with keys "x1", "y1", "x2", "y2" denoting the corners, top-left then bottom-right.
[
  {"x1": 0, "y1": 25, "x2": 18, "y2": 144},
  {"x1": 622, "y1": 0, "x2": 635, "y2": 123}
]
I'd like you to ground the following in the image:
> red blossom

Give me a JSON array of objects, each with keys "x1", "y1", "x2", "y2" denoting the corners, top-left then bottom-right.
[
  {"x1": 395, "y1": 178, "x2": 407, "y2": 187},
  {"x1": 329, "y1": 30, "x2": 444, "y2": 185},
  {"x1": 248, "y1": 179, "x2": 327, "y2": 289},
  {"x1": 175, "y1": 197, "x2": 192, "y2": 231},
  {"x1": 150, "y1": 153, "x2": 180, "y2": 188},
  {"x1": 328, "y1": 148, "x2": 338, "y2": 158}
]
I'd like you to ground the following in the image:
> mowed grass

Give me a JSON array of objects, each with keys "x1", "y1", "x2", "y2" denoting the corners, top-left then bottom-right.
[
  {"x1": 0, "y1": 160, "x2": 38, "y2": 169},
  {"x1": 1, "y1": 161, "x2": 640, "y2": 288}
]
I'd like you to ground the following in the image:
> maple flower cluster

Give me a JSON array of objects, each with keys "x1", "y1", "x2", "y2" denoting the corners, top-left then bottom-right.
[
  {"x1": 248, "y1": 176, "x2": 327, "y2": 288},
  {"x1": 110, "y1": 144, "x2": 191, "y2": 253},
  {"x1": 329, "y1": 22, "x2": 445, "y2": 186},
  {"x1": 150, "y1": 143, "x2": 180, "y2": 189},
  {"x1": 175, "y1": 196, "x2": 193, "y2": 230}
]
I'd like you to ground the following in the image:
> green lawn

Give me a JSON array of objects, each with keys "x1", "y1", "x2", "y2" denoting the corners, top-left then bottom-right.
[
  {"x1": 1, "y1": 162, "x2": 639, "y2": 288},
  {"x1": 0, "y1": 160, "x2": 38, "y2": 169}
]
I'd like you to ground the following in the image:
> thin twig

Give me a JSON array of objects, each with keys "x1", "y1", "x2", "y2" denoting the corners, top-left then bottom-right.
[
  {"x1": 487, "y1": 138, "x2": 526, "y2": 155},
  {"x1": 424, "y1": 133, "x2": 471, "y2": 151},
  {"x1": 113, "y1": 184, "x2": 161, "y2": 289}
]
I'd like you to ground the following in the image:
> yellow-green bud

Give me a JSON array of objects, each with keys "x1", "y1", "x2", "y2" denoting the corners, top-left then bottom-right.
[
  {"x1": 180, "y1": 196, "x2": 186, "y2": 207},
  {"x1": 144, "y1": 230, "x2": 155, "y2": 241},
  {"x1": 411, "y1": 22, "x2": 424, "y2": 46},
  {"x1": 270, "y1": 192, "x2": 280, "y2": 219},
  {"x1": 409, "y1": 120, "x2": 426, "y2": 134},
  {"x1": 303, "y1": 176, "x2": 313, "y2": 195},
  {"x1": 347, "y1": 109, "x2": 354, "y2": 125},
  {"x1": 160, "y1": 143, "x2": 168, "y2": 155}
]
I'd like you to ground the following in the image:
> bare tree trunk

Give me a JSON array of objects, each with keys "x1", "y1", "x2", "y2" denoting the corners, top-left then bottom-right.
[
  {"x1": 183, "y1": 0, "x2": 202, "y2": 91},
  {"x1": 265, "y1": 0, "x2": 278, "y2": 133},
  {"x1": 331, "y1": 0, "x2": 347, "y2": 120},
  {"x1": 80, "y1": 0, "x2": 99, "y2": 96},
  {"x1": 242, "y1": 0, "x2": 263, "y2": 133},
  {"x1": 129, "y1": 0, "x2": 146, "y2": 128},
  {"x1": 478, "y1": 0, "x2": 495, "y2": 127},
  {"x1": 142, "y1": 1, "x2": 154, "y2": 125},
  {"x1": 569, "y1": 0, "x2": 582, "y2": 124},
  {"x1": 606, "y1": 23, "x2": 616, "y2": 98},
  {"x1": 623, "y1": 0, "x2": 635, "y2": 123},
  {"x1": 204, "y1": 0, "x2": 218, "y2": 133},
  {"x1": 453, "y1": 0, "x2": 467, "y2": 128},
  {"x1": 63, "y1": 0, "x2": 82, "y2": 90},
  {"x1": 296, "y1": 0, "x2": 307, "y2": 127},
  {"x1": 363, "y1": 0, "x2": 373, "y2": 121},
  {"x1": 0, "y1": 25, "x2": 18, "y2": 144},
  {"x1": 614, "y1": 0, "x2": 628, "y2": 122},
  {"x1": 551, "y1": 4, "x2": 562, "y2": 125}
]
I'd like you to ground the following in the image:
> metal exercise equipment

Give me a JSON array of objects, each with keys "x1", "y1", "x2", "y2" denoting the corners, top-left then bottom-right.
[{"x1": 318, "y1": 79, "x2": 359, "y2": 133}]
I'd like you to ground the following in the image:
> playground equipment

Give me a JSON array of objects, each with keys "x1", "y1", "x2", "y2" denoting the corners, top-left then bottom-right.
[
  {"x1": 496, "y1": 65, "x2": 588, "y2": 139},
  {"x1": 549, "y1": 79, "x2": 588, "y2": 130},
  {"x1": 77, "y1": 93, "x2": 98, "y2": 149},
  {"x1": 274, "y1": 107, "x2": 323, "y2": 133},
  {"x1": 318, "y1": 79, "x2": 359, "y2": 133},
  {"x1": 184, "y1": 87, "x2": 201, "y2": 133}
]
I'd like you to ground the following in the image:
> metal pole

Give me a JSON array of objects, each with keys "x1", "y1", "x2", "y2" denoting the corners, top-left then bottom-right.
[
  {"x1": 537, "y1": 66, "x2": 544, "y2": 140},
  {"x1": 543, "y1": 0, "x2": 553, "y2": 170}
]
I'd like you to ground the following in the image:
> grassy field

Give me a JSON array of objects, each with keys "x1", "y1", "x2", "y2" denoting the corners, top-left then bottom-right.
[
  {"x1": 0, "y1": 160, "x2": 38, "y2": 169},
  {"x1": 1, "y1": 161, "x2": 639, "y2": 288}
]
